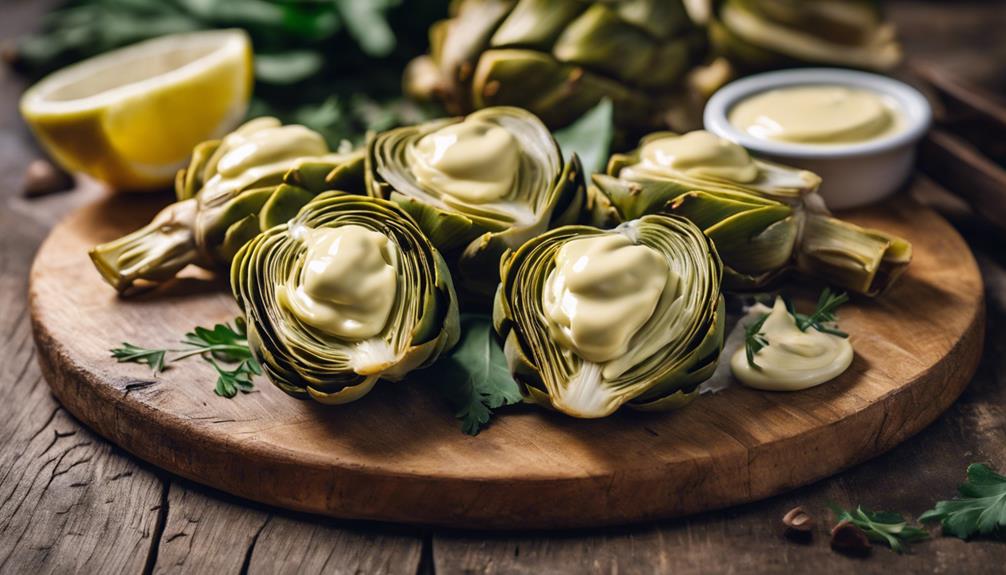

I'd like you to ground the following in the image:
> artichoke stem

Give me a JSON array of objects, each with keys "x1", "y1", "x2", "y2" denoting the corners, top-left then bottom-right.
[{"x1": 89, "y1": 198, "x2": 201, "y2": 293}]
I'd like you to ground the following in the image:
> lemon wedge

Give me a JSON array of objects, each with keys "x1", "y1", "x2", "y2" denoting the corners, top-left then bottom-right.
[{"x1": 20, "y1": 30, "x2": 253, "y2": 191}]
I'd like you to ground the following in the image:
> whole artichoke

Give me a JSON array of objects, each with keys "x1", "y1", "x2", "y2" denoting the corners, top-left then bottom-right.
[
  {"x1": 494, "y1": 214, "x2": 724, "y2": 418},
  {"x1": 90, "y1": 117, "x2": 365, "y2": 292},
  {"x1": 367, "y1": 106, "x2": 587, "y2": 297},
  {"x1": 231, "y1": 193, "x2": 460, "y2": 404},
  {"x1": 589, "y1": 130, "x2": 912, "y2": 295},
  {"x1": 709, "y1": 0, "x2": 901, "y2": 71},
  {"x1": 404, "y1": 0, "x2": 707, "y2": 130}
]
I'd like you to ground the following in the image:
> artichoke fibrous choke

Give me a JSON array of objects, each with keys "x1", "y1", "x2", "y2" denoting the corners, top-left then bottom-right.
[
  {"x1": 89, "y1": 117, "x2": 365, "y2": 292},
  {"x1": 231, "y1": 193, "x2": 460, "y2": 404},
  {"x1": 494, "y1": 215, "x2": 724, "y2": 418}
]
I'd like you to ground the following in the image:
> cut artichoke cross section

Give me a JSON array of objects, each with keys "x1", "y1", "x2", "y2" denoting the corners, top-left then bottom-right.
[
  {"x1": 90, "y1": 117, "x2": 365, "y2": 293},
  {"x1": 232, "y1": 193, "x2": 460, "y2": 404},
  {"x1": 368, "y1": 106, "x2": 587, "y2": 297},
  {"x1": 495, "y1": 215, "x2": 724, "y2": 418},
  {"x1": 590, "y1": 130, "x2": 912, "y2": 295}
]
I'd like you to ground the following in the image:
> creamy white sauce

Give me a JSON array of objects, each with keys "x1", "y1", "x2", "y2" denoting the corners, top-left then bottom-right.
[
  {"x1": 200, "y1": 117, "x2": 329, "y2": 204},
  {"x1": 408, "y1": 118, "x2": 520, "y2": 204},
  {"x1": 542, "y1": 233, "x2": 670, "y2": 364},
  {"x1": 729, "y1": 86, "x2": 903, "y2": 145},
  {"x1": 629, "y1": 131, "x2": 759, "y2": 183},
  {"x1": 730, "y1": 297, "x2": 853, "y2": 391},
  {"x1": 276, "y1": 224, "x2": 398, "y2": 340}
]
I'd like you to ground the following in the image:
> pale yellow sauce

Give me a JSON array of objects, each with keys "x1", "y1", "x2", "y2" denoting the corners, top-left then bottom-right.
[
  {"x1": 729, "y1": 86, "x2": 903, "y2": 145},
  {"x1": 730, "y1": 297, "x2": 854, "y2": 391},
  {"x1": 408, "y1": 118, "x2": 520, "y2": 204},
  {"x1": 542, "y1": 233, "x2": 670, "y2": 364},
  {"x1": 277, "y1": 225, "x2": 398, "y2": 340},
  {"x1": 630, "y1": 131, "x2": 759, "y2": 183},
  {"x1": 200, "y1": 117, "x2": 329, "y2": 204}
]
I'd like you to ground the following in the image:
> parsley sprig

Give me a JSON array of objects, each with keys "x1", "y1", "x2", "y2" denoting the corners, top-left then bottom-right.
[
  {"x1": 744, "y1": 287, "x2": 850, "y2": 368},
  {"x1": 829, "y1": 504, "x2": 930, "y2": 553},
  {"x1": 920, "y1": 463, "x2": 1006, "y2": 539},
  {"x1": 110, "y1": 318, "x2": 260, "y2": 398}
]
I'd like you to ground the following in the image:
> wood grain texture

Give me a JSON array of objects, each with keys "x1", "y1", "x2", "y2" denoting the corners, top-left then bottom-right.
[{"x1": 27, "y1": 190, "x2": 984, "y2": 529}]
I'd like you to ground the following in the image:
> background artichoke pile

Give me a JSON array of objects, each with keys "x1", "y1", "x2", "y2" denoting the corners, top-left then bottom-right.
[{"x1": 405, "y1": 0, "x2": 902, "y2": 135}]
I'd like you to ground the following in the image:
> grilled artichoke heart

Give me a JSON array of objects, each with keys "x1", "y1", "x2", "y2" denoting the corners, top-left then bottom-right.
[
  {"x1": 494, "y1": 215, "x2": 724, "y2": 418},
  {"x1": 590, "y1": 130, "x2": 912, "y2": 295},
  {"x1": 90, "y1": 117, "x2": 365, "y2": 292},
  {"x1": 232, "y1": 193, "x2": 460, "y2": 404},
  {"x1": 710, "y1": 0, "x2": 901, "y2": 71},
  {"x1": 367, "y1": 106, "x2": 586, "y2": 297},
  {"x1": 404, "y1": 0, "x2": 707, "y2": 130}
]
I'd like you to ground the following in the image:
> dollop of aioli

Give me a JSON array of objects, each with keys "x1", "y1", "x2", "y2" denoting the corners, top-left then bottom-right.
[
  {"x1": 729, "y1": 86, "x2": 902, "y2": 145},
  {"x1": 408, "y1": 118, "x2": 520, "y2": 204},
  {"x1": 542, "y1": 234, "x2": 670, "y2": 364},
  {"x1": 277, "y1": 225, "x2": 398, "y2": 340},
  {"x1": 201, "y1": 117, "x2": 329, "y2": 203},
  {"x1": 730, "y1": 297, "x2": 854, "y2": 391},
  {"x1": 632, "y1": 131, "x2": 759, "y2": 183}
]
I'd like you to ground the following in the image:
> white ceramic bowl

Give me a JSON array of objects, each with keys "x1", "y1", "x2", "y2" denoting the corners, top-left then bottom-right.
[{"x1": 704, "y1": 68, "x2": 931, "y2": 210}]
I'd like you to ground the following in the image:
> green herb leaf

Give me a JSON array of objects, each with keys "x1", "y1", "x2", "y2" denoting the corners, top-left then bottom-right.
[
  {"x1": 210, "y1": 358, "x2": 260, "y2": 398},
  {"x1": 553, "y1": 98, "x2": 614, "y2": 176},
  {"x1": 920, "y1": 463, "x2": 1006, "y2": 540},
  {"x1": 829, "y1": 504, "x2": 929, "y2": 553},
  {"x1": 743, "y1": 314, "x2": 769, "y2": 369},
  {"x1": 792, "y1": 288, "x2": 849, "y2": 337},
  {"x1": 422, "y1": 315, "x2": 523, "y2": 435},
  {"x1": 109, "y1": 318, "x2": 259, "y2": 397},
  {"x1": 110, "y1": 343, "x2": 166, "y2": 374}
]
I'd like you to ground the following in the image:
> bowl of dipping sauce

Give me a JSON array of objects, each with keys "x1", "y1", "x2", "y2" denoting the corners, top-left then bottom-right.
[{"x1": 704, "y1": 68, "x2": 931, "y2": 209}]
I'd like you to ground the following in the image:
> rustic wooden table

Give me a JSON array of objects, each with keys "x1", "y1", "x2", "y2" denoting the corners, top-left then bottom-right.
[{"x1": 1, "y1": 1, "x2": 1004, "y2": 573}]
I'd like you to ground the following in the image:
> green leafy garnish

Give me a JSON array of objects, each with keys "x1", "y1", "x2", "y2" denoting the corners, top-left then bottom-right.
[
  {"x1": 920, "y1": 463, "x2": 1006, "y2": 540},
  {"x1": 789, "y1": 287, "x2": 849, "y2": 337},
  {"x1": 110, "y1": 318, "x2": 260, "y2": 398},
  {"x1": 829, "y1": 504, "x2": 929, "y2": 553},
  {"x1": 553, "y1": 98, "x2": 613, "y2": 176},
  {"x1": 743, "y1": 314, "x2": 769, "y2": 369},
  {"x1": 422, "y1": 315, "x2": 523, "y2": 435},
  {"x1": 110, "y1": 343, "x2": 166, "y2": 374}
]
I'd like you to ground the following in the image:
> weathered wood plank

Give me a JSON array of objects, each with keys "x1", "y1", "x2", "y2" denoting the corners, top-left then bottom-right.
[
  {"x1": 0, "y1": 190, "x2": 166, "y2": 573},
  {"x1": 247, "y1": 514, "x2": 423, "y2": 575},
  {"x1": 152, "y1": 483, "x2": 268, "y2": 575}
]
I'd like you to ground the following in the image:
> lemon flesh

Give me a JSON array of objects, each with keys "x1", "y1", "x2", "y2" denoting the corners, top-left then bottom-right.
[{"x1": 20, "y1": 30, "x2": 253, "y2": 191}]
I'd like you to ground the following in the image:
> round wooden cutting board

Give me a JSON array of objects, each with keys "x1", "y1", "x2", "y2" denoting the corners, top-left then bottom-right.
[{"x1": 29, "y1": 192, "x2": 984, "y2": 529}]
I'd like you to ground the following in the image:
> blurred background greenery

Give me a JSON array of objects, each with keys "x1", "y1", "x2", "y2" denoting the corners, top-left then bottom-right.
[{"x1": 6, "y1": 0, "x2": 452, "y2": 146}]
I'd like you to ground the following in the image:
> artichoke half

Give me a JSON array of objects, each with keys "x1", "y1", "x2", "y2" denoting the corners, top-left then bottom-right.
[
  {"x1": 231, "y1": 193, "x2": 460, "y2": 404},
  {"x1": 494, "y1": 215, "x2": 724, "y2": 418},
  {"x1": 404, "y1": 0, "x2": 707, "y2": 130},
  {"x1": 367, "y1": 106, "x2": 586, "y2": 298},
  {"x1": 590, "y1": 130, "x2": 912, "y2": 295},
  {"x1": 710, "y1": 0, "x2": 901, "y2": 71},
  {"x1": 90, "y1": 117, "x2": 365, "y2": 293}
]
